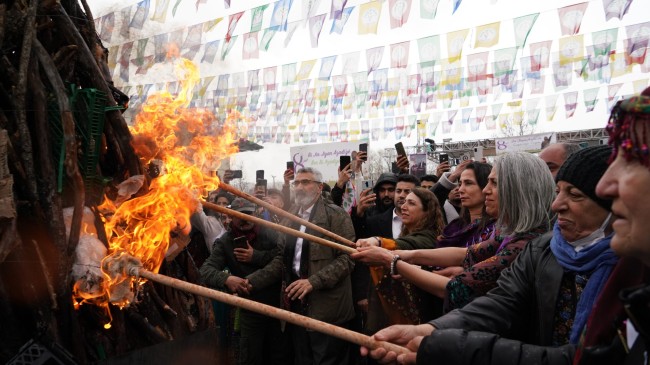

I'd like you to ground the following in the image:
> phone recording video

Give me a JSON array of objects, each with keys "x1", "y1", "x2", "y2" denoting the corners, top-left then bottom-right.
[
  {"x1": 233, "y1": 236, "x2": 248, "y2": 249},
  {"x1": 395, "y1": 142, "x2": 407, "y2": 157},
  {"x1": 340, "y1": 155, "x2": 352, "y2": 172}
]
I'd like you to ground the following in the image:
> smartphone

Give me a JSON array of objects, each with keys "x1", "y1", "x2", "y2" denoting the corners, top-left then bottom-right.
[
  {"x1": 340, "y1": 155, "x2": 352, "y2": 172},
  {"x1": 391, "y1": 162, "x2": 400, "y2": 174},
  {"x1": 233, "y1": 236, "x2": 248, "y2": 249},
  {"x1": 286, "y1": 161, "x2": 294, "y2": 171},
  {"x1": 359, "y1": 143, "x2": 368, "y2": 161},
  {"x1": 439, "y1": 153, "x2": 449, "y2": 164},
  {"x1": 230, "y1": 170, "x2": 243, "y2": 179},
  {"x1": 395, "y1": 142, "x2": 407, "y2": 158},
  {"x1": 362, "y1": 180, "x2": 374, "y2": 190},
  {"x1": 256, "y1": 170, "x2": 264, "y2": 180}
]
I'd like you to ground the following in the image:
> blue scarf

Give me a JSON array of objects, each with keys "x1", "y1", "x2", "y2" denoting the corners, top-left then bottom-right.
[{"x1": 550, "y1": 222, "x2": 618, "y2": 344}]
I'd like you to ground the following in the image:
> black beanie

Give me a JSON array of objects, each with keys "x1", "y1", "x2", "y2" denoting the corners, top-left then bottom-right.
[{"x1": 555, "y1": 145, "x2": 612, "y2": 211}]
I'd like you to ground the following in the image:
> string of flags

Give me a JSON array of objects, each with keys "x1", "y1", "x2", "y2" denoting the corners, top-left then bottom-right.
[{"x1": 96, "y1": 0, "x2": 648, "y2": 144}]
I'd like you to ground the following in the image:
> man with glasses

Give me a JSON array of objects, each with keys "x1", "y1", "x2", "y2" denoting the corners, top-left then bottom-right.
[{"x1": 247, "y1": 167, "x2": 356, "y2": 365}]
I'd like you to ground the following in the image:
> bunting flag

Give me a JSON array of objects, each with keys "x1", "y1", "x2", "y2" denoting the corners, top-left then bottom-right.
[
  {"x1": 553, "y1": 61, "x2": 573, "y2": 89},
  {"x1": 224, "y1": 0, "x2": 230, "y2": 9},
  {"x1": 172, "y1": 0, "x2": 182, "y2": 17},
  {"x1": 366, "y1": 46, "x2": 384, "y2": 74},
  {"x1": 583, "y1": 87, "x2": 600, "y2": 112},
  {"x1": 99, "y1": 13, "x2": 115, "y2": 42},
  {"x1": 341, "y1": 51, "x2": 360, "y2": 74},
  {"x1": 332, "y1": 75, "x2": 348, "y2": 97},
  {"x1": 283, "y1": 63, "x2": 297, "y2": 85},
  {"x1": 119, "y1": 41, "x2": 133, "y2": 82},
  {"x1": 151, "y1": 0, "x2": 170, "y2": 22},
  {"x1": 625, "y1": 22, "x2": 650, "y2": 65},
  {"x1": 284, "y1": 21, "x2": 301, "y2": 47},
  {"x1": 352, "y1": 72, "x2": 368, "y2": 93},
  {"x1": 248, "y1": 69, "x2": 260, "y2": 91},
  {"x1": 331, "y1": 6, "x2": 354, "y2": 34},
  {"x1": 196, "y1": 0, "x2": 208, "y2": 11},
  {"x1": 262, "y1": 66, "x2": 277, "y2": 90},
  {"x1": 467, "y1": 52, "x2": 489, "y2": 82},
  {"x1": 169, "y1": 29, "x2": 184, "y2": 49},
  {"x1": 447, "y1": 29, "x2": 469, "y2": 63},
  {"x1": 545, "y1": 94, "x2": 559, "y2": 121},
  {"x1": 130, "y1": 0, "x2": 150, "y2": 30},
  {"x1": 474, "y1": 22, "x2": 500, "y2": 48},
  {"x1": 297, "y1": 60, "x2": 317, "y2": 80},
  {"x1": 309, "y1": 14, "x2": 326, "y2": 47},
  {"x1": 564, "y1": 91, "x2": 578, "y2": 118},
  {"x1": 216, "y1": 74, "x2": 229, "y2": 96},
  {"x1": 634, "y1": 78, "x2": 649, "y2": 93},
  {"x1": 591, "y1": 28, "x2": 618, "y2": 69},
  {"x1": 559, "y1": 35, "x2": 584, "y2": 65},
  {"x1": 390, "y1": 41, "x2": 410, "y2": 68},
  {"x1": 358, "y1": 1, "x2": 382, "y2": 35},
  {"x1": 198, "y1": 76, "x2": 215, "y2": 98},
  {"x1": 611, "y1": 52, "x2": 632, "y2": 78},
  {"x1": 420, "y1": 0, "x2": 440, "y2": 19},
  {"x1": 107, "y1": 46, "x2": 119, "y2": 70},
  {"x1": 452, "y1": 0, "x2": 463, "y2": 14},
  {"x1": 558, "y1": 2, "x2": 588, "y2": 36},
  {"x1": 441, "y1": 59, "x2": 462, "y2": 88},
  {"x1": 270, "y1": 0, "x2": 293, "y2": 31},
  {"x1": 134, "y1": 38, "x2": 148, "y2": 67},
  {"x1": 319, "y1": 55, "x2": 337, "y2": 80},
  {"x1": 513, "y1": 13, "x2": 539, "y2": 47},
  {"x1": 221, "y1": 36, "x2": 237, "y2": 60},
  {"x1": 417, "y1": 35, "x2": 440, "y2": 67},
  {"x1": 525, "y1": 98, "x2": 541, "y2": 125},
  {"x1": 251, "y1": 4, "x2": 269, "y2": 32},
  {"x1": 183, "y1": 23, "x2": 203, "y2": 49},
  {"x1": 607, "y1": 83, "x2": 623, "y2": 109},
  {"x1": 493, "y1": 47, "x2": 518, "y2": 82},
  {"x1": 388, "y1": 0, "x2": 412, "y2": 28},
  {"x1": 119, "y1": 7, "x2": 131, "y2": 38},
  {"x1": 602, "y1": 0, "x2": 633, "y2": 21},
  {"x1": 203, "y1": 18, "x2": 223, "y2": 33},
  {"x1": 226, "y1": 12, "x2": 244, "y2": 42},
  {"x1": 331, "y1": 0, "x2": 348, "y2": 19},
  {"x1": 260, "y1": 28, "x2": 277, "y2": 51},
  {"x1": 530, "y1": 40, "x2": 552, "y2": 69},
  {"x1": 407, "y1": 74, "x2": 420, "y2": 95},
  {"x1": 530, "y1": 75, "x2": 545, "y2": 94},
  {"x1": 303, "y1": 0, "x2": 322, "y2": 20},
  {"x1": 134, "y1": 56, "x2": 155, "y2": 74},
  {"x1": 243, "y1": 32, "x2": 259, "y2": 59},
  {"x1": 201, "y1": 40, "x2": 220, "y2": 63}
]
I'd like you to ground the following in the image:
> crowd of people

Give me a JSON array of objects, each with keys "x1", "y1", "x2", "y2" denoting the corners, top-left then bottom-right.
[{"x1": 192, "y1": 86, "x2": 650, "y2": 365}]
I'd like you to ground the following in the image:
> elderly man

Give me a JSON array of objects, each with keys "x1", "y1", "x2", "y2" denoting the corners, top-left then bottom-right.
[
  {"x1": 247, "y1": 167, "x2": 356, "y2": 365},
  {"x1": 539, "y1": 142, "x2": 581, "y2": 178}
]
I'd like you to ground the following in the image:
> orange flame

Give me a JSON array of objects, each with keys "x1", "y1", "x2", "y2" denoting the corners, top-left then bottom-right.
[{"x1": 73, "y1": 57, "x2": 243, "y2": 323}]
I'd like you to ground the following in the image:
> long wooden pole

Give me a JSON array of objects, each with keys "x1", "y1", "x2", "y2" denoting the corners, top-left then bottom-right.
[
  {"x1": 217, "y1": 183, "x2": 356, "y2": 247},
  {"x1": 201, "y1": 201, "x2": 355, "y2": 254},
  {"x1": 129, "y1": 266, "x2": 410, "y2": 356}
]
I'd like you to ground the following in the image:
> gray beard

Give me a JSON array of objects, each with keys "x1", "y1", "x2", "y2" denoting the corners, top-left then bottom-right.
[{"x1": 295, "y1": 191, "x2": 318, "y2": 208}]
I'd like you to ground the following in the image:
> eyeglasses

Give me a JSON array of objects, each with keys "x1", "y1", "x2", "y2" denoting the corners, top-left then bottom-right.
[{"x1": 292, "y1": 179, "x2": 321, "y2": 187}]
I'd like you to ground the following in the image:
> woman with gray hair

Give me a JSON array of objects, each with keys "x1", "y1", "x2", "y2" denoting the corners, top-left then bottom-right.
[{"x1": 353, "y1": 152, "x2": 555, "y2": 311}]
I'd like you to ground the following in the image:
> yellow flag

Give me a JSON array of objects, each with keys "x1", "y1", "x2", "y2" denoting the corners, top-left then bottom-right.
[
  {"x1": 447, "y1": 29, "x2": 469, "y2": 63},
  {"x1": 358, "y1": 1, "x2": 383, "y2": 35},
  {"x1": 559, "y1": 35, "x2": 584, "y2": 65},
  {"x1": 475, "y1": 22, "x2": 500, "y2": 48}
]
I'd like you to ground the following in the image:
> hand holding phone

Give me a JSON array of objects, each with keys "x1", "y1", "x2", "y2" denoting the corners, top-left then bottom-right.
[
  {"x1": 395, "y1": 142, "x2": 407, "y2": 157},
  {"x1": 359, "y1": 143, "x2": 368, "y2": 161},
  {"x1": 340, "y1": 155, "x2": 352, "y2": 172},
  {"x1": 233, "y1": 236, "x2": 248, "y2": 249}
]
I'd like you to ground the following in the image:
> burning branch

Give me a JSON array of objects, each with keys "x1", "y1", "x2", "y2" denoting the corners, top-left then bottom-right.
[{"x1": 122, "y1": 259, "x2": 409, "y2": 356}]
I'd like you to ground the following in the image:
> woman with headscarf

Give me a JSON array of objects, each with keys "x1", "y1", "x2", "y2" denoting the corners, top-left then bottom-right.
[
  {"x1": 360, "y1": 146, "x2": 619, "y2": 365},
  {"x1": 575, "y1": 87, "x2": 650, "y2": 365}
]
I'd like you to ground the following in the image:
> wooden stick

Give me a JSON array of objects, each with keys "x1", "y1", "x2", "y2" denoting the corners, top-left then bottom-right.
[
  {"x1": 217, "y1": 183, "x2": 355, "y2": 247},
  {"x1": 129, "y1": 266, "x2": 410, "y2": 356},
  {"x1": 201, "y1": 201, "x2": 355, "y2": 254}
]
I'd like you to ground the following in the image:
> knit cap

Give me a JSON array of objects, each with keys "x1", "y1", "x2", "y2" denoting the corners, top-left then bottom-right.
[{"x1": 555, "y1": 145, "x2": 612, "y2": 211}]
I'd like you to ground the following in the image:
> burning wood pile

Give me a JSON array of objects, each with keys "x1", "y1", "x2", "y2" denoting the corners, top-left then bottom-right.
[{"x1": 0, "y1": 0, "x2": 239, "y2": 362}]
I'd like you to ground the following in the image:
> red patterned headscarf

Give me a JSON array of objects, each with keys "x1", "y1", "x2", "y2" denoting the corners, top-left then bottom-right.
[{"x1": 606, "y1": 87, "x2": 650, "y2": 166}]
